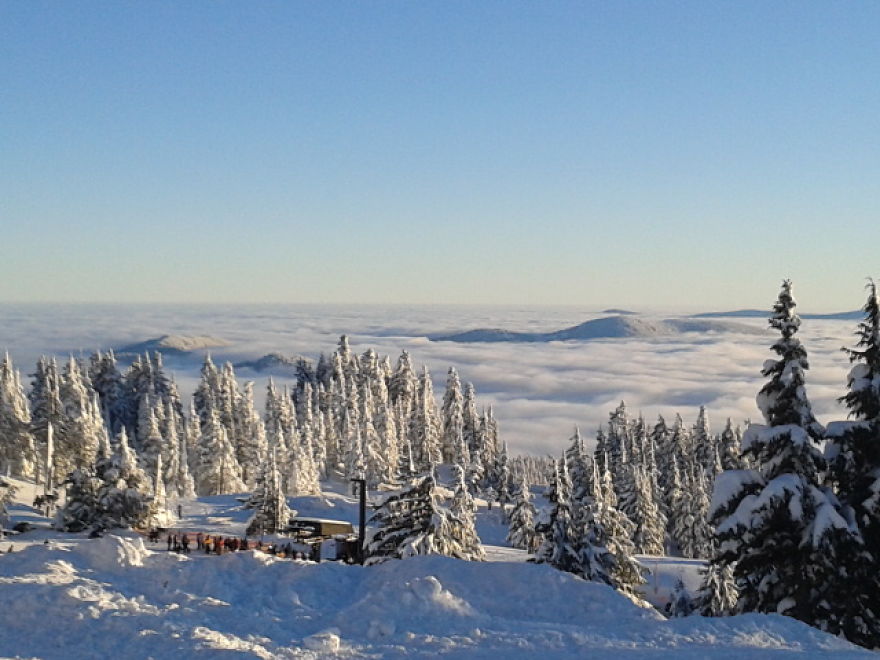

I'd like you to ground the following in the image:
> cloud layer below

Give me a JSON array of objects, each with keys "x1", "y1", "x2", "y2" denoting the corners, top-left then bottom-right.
[{"x1": 0, "y1": 304, "x2": 860, "y2": 456}]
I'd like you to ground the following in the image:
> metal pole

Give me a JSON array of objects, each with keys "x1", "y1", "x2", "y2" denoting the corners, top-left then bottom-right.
[{"x1": 352, "y1": 478, "x2": 366, "y2": 564}]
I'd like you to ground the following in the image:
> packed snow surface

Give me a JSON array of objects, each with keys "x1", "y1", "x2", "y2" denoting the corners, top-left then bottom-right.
[
  {"x1": 0, "y1": 534, "x2": 867, "y2": 659},
  {"x1": 0, "y1": 481, "x2": 868, "y2": 659}
]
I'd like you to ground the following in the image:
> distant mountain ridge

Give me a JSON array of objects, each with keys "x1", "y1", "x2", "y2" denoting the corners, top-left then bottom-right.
[
  {"x1": 116, "y1": 334, "x2": 231, "y2": 356},
  {"x1": 431, "y1": 315, "x2": 766, "y2": 343},
  {"x1": 693, "y1": 309, "x2": 862, "y2": 320},
  {"x1": 234, "y1": 352, "x2": 304, "y2": 375}
]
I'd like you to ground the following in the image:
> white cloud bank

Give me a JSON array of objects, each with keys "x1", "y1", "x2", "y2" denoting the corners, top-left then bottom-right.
[{"x1": 0, "y1": 304, "x2": 859, "y2": 457}]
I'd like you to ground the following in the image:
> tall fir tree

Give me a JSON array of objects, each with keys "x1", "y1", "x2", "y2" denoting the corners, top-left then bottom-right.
[
  {"x1": 506, "y1": 475, "x2": 540, "y2": 552},
  {"x1": 824, "y1": 279, "x2": 880, "y2": 638},
  {"x1": 712, "y1": 280, "x2": 878, "y2": 645},
  {"x1": 246, "y1": 449, "x2": 292, "y2": 536},
  {"x1": 0, "y1": 353, "x2": 37, "y2": 478}
]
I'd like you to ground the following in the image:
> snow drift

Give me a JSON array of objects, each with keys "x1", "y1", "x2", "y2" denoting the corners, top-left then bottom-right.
[{"x1": 0, "y1": 533, "x2": 867, "y2": 658}]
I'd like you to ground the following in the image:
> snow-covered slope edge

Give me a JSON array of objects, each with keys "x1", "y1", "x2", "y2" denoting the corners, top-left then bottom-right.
[{"x1": 0, "y1": 534, "x2": 866, "y2": 659}]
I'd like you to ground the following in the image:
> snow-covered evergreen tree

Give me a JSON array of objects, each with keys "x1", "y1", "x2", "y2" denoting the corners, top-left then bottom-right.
[
  {"x1": 409, "y1": 367, "x2": 442, "y2": 470},
  {"x1": 824, "y1": 279, "x2": 880, "y2": 640},
  {"x1": 712, "y1": 280, "x2": 877, "y2": 644},
  {"x1": 441, "y1": 367, "x2": 467, "y2": 465},
  {"x1": 449, "y1": 465, "x2": 484, "y2": 560},
  {"x1": 56, "y1": 464, "x2": 100, "y2": 532},
  {"x1": 535, "y1": 459, "x2": 579, "y2": 573},
  {"x1": 595, "y1": 460, "x2": 645, "y2": 596},
  {"x1": 718, "y1": 418, "x2": 743, "y2": 471},
  {"x1": 56, "y1": 357, "x2": 101, "y2": 477},
  {"x1": 0, "y1": 477, "x2": 16, "y2": 531},
  {"x1": 365, "y1": 472, "x2": 482, "y2": 564},
  {"x1": 630, "y1": 466, "x2": 666, "y2": 555},
  {"x1": 246, "y1": 449, "x2": 292, "y2": 536},
  {"x1": 506, "y1": 476, "x2": 540, "y2": 552},
  {"x1": 0, "y1": 353, "x2": 37, "y2": 479},
  {"x1": 234, "y1": 381, "x2": 268, "y2": 488},
  {"x1": 695, "y1": 560, "x2": 738, "y2": 617},
  {"x1": 665, "y1": 579, "x2": 695, "y2": 618},
  {"x1": 196, "y1": 408, "x2": 245, "y2": 496}
]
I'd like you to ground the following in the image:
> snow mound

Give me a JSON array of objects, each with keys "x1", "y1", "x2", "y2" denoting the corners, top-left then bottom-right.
[
  {"x1": 0, "y1": 535, "x2": 870, "y2": 658},
  {"x1": 75, "y1": 532, "x2": 152, "y2": 572}
]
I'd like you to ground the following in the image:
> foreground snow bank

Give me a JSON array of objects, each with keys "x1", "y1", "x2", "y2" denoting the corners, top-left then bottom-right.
[{"x1": 0, "y1": 534, "x2": 868, "y2": 658}]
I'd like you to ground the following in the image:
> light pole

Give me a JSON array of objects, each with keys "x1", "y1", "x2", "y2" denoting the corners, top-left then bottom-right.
[{"x1": 351, "y1": 478, "x2": 366, "y2": 564}]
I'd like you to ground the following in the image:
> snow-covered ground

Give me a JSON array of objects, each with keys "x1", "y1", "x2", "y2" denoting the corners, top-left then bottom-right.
[{"x1": 0, "y1": 479, "x2": 869, "y2": 658}]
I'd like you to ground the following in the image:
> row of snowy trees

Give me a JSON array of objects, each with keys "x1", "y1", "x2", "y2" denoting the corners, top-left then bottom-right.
[
  {"x1": 0, "y1": 337, "x2": 507, "y2": 534},
  {"x1": 709, "y1": 279, "x2": 880, "y2": 648},
  {"x1": 505, "y1": 402, "x2": 742, "y2": 566}
]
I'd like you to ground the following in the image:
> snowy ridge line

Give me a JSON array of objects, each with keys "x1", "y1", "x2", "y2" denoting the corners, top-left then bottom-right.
[{"x1": 431, "y1": 315, "x2": 766, "y2": 343}]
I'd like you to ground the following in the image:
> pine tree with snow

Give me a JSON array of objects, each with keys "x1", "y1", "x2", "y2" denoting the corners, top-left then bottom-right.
[
  {"x1": 375, "y1": 398, "x2": 399, "y2": 487},
  {"x1": 234, "y1": 381, "x2": 268, "y2": 488},
  {"x1": 564, "y1": 427, "x2": 591, "y2": 505},
  {"x1": 535, "y1": 459, "x2": 580, "y2": 573},
  {"x1": 441, "y1": 367, "x2": 466, "y2": 465},
  {"x1": 30, "y1": 356, "x2": 64, "y2": 482},
  {"x1": 572, "y1": 499, "x2": 618, "y2": 587},
  {"x1": 57, "y1": 458, "x2": 101, "y2": 533},
  {"x1": 0, "y1": 353, "x2": 37, "y2": 479},
  {"x1": 88, "y1": 350, "x2": 126, "y2": 434},
  {"x1": 153, "y1": 453, "x2": 167, "y2": 513},
  {"x1": 718, "y1": 418, "x2": 743, "y2": 471},
  {"x1": 409, "y1": 367, "x2": 442, "y2": 470},
  {"x1": 289, "y1": 423, "x2": 321, "y2": 496},
  {"x1": 824, "y1": 279, "x2": 880, "y2": 641},
  {"x1": 196, "y1": 408, "x2": 245, "y2": 496},
  {"x1": 449, "y1": 465, "x2": 485, "y2": 560},
  {"x1": 629, "y1": 466, "x2": 666, "y2": 556},
  {"x1": 394, "y1": 425, "x2": 418, "y2": 487},
  {"x1": 246, "y1": 449, "x2": 292, "y2": 536},
  {"x1": 360, "y1": 385, "x2": 388, "y2": 488},
  {"x1": 389, "y1": 350, "x2": 417, "y2": 410},
  {"x1": 695, "y1": 559, "x2": 738, "y2": 617},
  {"x1": 692, "y1": 406, "x2": 714, "y2": 474},
  {"x1": 461, "y1": 383, "x2": 481, "y2": 465},
  {"x1": 365, "y1": 471, "x2": 482, "y2": 564},
  {"x1": 595, "y1": 460, "x2": 646, "y2": 596},
  {"x1": 673, "y1": 463, "x2": 713, "y2": 559},
  {"x1": 665, "y1": 578, "x2": 695, "y2": 618},
  {"x1": 138, "y1": 402, "x2": 164, "y2": 492},
  {"x1": 91, "y1": 432, "x2": 155, "y2": 533},
  {"x1": 493, "y1": 441, "x2": 512, "y2": 512},
  {"x1": 712, "y1": 280, "x2": 878, "y2": 644},
  {"x1": 506, "y1": 476, "x2": 540, "y2": 553},
  {"x1": 55, "y1": 357, "x2": 101, "y2": 478},
  {"x1": 173, "y1": 420, "x2": 196, "y2": 499},
  {"x1": 0, "y1": 477, "x2": 16, "y2": 531}
]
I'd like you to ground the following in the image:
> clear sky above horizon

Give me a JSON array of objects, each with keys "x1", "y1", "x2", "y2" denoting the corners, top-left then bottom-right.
[{"x1": 2, "y1": 2, "x2": 879, "y2": 312}]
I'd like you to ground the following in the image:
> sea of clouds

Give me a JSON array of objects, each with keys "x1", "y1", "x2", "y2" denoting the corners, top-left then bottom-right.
[{"x1": 0, "y1": 303, "x2": 861, "y2": 457}]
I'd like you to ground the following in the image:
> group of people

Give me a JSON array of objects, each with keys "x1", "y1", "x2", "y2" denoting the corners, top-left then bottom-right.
[
  {"x1": 146, "y1": 530, "x2": 252, "y2": 555},
  {"x1": 201, "y1": 534, "x2": 251, "y2": 554},
  {"x1": 145, "y1": 529, "x2": 321, "y2": 560}
]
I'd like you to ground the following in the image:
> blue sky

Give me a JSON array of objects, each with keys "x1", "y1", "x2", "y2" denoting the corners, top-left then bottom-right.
[{"x1": 2, "y1": 2, "x2": 878, "y2": 311}]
